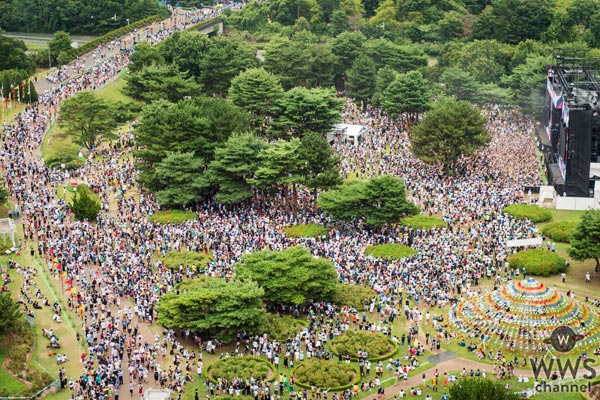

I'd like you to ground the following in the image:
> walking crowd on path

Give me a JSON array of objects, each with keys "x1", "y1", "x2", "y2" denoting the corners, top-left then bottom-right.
[{"x1": 1, "y1": 3, "x2": 582, "y2": 399}]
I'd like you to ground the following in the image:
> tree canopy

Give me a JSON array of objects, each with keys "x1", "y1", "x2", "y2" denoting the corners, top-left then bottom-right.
[
  {"x1": 318, "y1": 175, "x2": 419, "y2": 226},
  {"x1": 236, "y1": 245, "x2": 339, "y2": 305},
  {"x1": 569, "y1": 210, "x2": 600, "y2": 269},
  {"x1": 0, "y1": 293, "x2": 20, "y2": 338},
  {"x1": 410, "y1": 97, "x2": 490, "y2": 174},
  {"x1": 157, "y1": 278, "x2": 265, "y2": 342}
]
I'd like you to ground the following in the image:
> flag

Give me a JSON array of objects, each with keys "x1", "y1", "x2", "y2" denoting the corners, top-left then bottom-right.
[{"x1": 65, "y1": 278, "x2": 73, "y2": 291}]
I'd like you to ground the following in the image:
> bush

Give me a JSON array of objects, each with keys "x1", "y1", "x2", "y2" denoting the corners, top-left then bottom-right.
[
  {"x1": 69, "y1": 185, "x2": 101, "y2": 221},
  {"x1": 508, "y1": 249, "x2": 567, "y2": 276},
  {"x1": 401, "y1": 215, "x2": 446, "y2": 229},
  {"x1": 294, "y1": 359, "x2": 358, "y2": 390},
  {"x1": 332, "y1": 284, "x2": 376, "y2": 309},
  {"x1": 259, "y1": 314, "x2": 307, "y2": 341},
  {"x1": 208, "y1": 357, "x2": 275, "y2": 383},
  {"x1": 541, "y1": 221, "x2": 578, "y2": 243},
  {"x1": 331, "y1": 331, "x2": 396, "y2": 361},
  {"x1": 503, "y1": 204, "x2": 552, "y2": 223},
  {"x1": 149, "y1": 210, "x2": 197, "y2": 224},
  {"x1": 282, "y1": 224, "x2": 329, "y2": 238},
  {"x1": 160, "y1": 250, "x2": 212, "y2": 271},
  {"x1": 45, "y1": 152, "x2": 84, "y2": 171},
  {"x1": 364, "y1": 243, "x2": 416, "y2": 259}
]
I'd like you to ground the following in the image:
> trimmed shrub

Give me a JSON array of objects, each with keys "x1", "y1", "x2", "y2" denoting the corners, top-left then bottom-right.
[
  {"x1": 401, "y1": 215, "x2": 446, "y2": 229},
  {"x1": 160, "y1": 250, "x2": 212, "y2": 271},
  {"x1": 331, "y1": 331, "x2": 396, "y2": 361},
  {"x1": 508, "y1": 249, "x2": 567, "y2": 276},
  {"x1": 503, "y1": 204, "x2": 552, "y2": 223},
  {"x1": 332, "y1": 284, "x2": 376, "y2": 309},
  {"x1": 149, "y1": 210, "x2": 197, "y2": 224},
  {"x1": 207, "y1": 357, "x2": 275, "y2": 383},
  {"x1": 541, "y1": 221, "x2": 578, "y2": 243},
  {"x1": 259, "y1": 314, "x2": 308, "y2": 341},
  {"x1": 364, "y1": 243, "x2": 416, "y2": 259},
  {"x1": 282, "y1": 224, "x2": 329, "y2": 238},
  {"x1": 294, "y1": 359, "x2": 358, "y2": 390}
]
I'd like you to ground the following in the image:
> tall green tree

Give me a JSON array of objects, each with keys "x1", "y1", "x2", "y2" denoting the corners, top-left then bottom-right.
[
  {"x1": 154, "y1": 152, "x2": 209, "y2": 208},
  {"x1": 0, "y1": 293, "x2": 20, "y2": 338},
  {"x1": 372, "y1": 65, "x2": 397, "y2": 107},
  {"x1": 297, "y1": 132, "x2": 343, "y2": 204},
  {"x1": 58, "y1": 91, "x2": 116, "y2": 150},
  {"x1": 228, "y1": 68, "x2": 284, "y2": 131},
  {"x1": 237, "y1": 245, "x2": 339, "y2": 305},
  {"x1": 48, "y1": 31, "x2": 73, "y2": 65},
  {"x1": 159, "y1": 31, "x2": 212, "y2": 79},
  {"x1": 69, "y1": 185, "x2": 101, "y2": 221},
  {"x1": 449, "y1": 378, "x2": 521, "y2": 400},
  {"x1": 346, "y1": 55, "x2": 377, "y2": 105},
  {"x1": 0, "y1": 36, "x2": 31, "y2": 72},
  {"x1": 157, "y1": 278, "x2": 266, "y2": 342},
  {"x1": 123, "y1": 64, "x2": 202, "y2": 103},
  {"x1": 362, "y1": 39, "x2": 427, "y2": 73},
  {"x1": 331, "y1": 31, "x2": 366, "y2": 80},
  {"x1": 207, "y1": 133, "x2": 266, "y2": 204},
  {"x1": 270, "y1": 87, "x2": 343, "y2": 137},
  {"x1": 0, "y1": 179, "x2": 9, "y2": 205},
  {"x1": 198, "y1": 36, "x2": 257, "y2": 97},
  {"x1": 381, "y1": 70, "x2": 430, "y2": 123},
  {"x1": 129, "y1": 42, "x2": 164, "y2": 73},
  {"x1": 569, "y1": 210, "x2": 600, "y2": 269},
  {"x1": 318, "y1": 175, "x2": 419, "y2": 226},
  {"x1": 410, "y1": 97, "x2": 489, "y2": 174}
]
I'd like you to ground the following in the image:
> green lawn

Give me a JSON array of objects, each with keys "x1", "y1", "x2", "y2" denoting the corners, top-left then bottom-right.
[
  {"x1": 40, "y1": 123, "x2": 81, "y2": 164},
  {"x1": 282, "y1": 224, "x2": 329, "y2": 238},
  {"x1": 0, "y1": 348, "x2": 28, "y2": 396},
  {"x1": 364, "y1": 243, "x2": 417, "y2": 259},
  {"x1": 149, "y1": 209, "x2": 197, "y2": 224},
  {"x1": 95, "y1": 78, "x2": 137, "y2": 104}
]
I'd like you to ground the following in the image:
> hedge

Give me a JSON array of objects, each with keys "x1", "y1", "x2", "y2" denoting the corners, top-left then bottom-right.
[
  {"x1": 331, "y1": 284, "x2": 376, "y2": 309},
  {"x1": 283, "y1": 224, "x2": 329, "y2": 238},
  {"x1": 503, "y1": 204, "x2": 552, "y2": 223},
  {"x1": 183, "y1": 16, "x2": 222, "y2": 33},
  {"x1": 364, "y1": 243, "x2": 416, "y2": 260},
  {"x1": 401, "y1": 215, "x2": 446, "y2": 230},
  {"x1": 293, "y1": 359, "x2": 360, "y2": 391},
  {"x1": 541, "y1": 221, "x2": 578, "y2": 243},
  {"x1": 330, "y1": 331, "x2": 398, "y2": 362},
  {"x1": 160, "y1": 250, "x2": 212, "y2": 271},
  {"x1": 260, "y1": 314, "x2": 308, "y2": 341},
  {"x1": 206, "y1": 357, "x2": 276, "y2": 384},
  {"x1": 508, "y1": 249, "x2": 567, "y2": 276}
]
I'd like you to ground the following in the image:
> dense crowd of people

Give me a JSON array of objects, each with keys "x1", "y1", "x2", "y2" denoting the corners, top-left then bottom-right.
[{"x1": 0, "y1": 3, "x2": 552, "y2": 398}]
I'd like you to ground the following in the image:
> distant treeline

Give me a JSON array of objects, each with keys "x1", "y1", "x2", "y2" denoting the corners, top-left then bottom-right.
[{"x1": 0, "y1": 0, "x2": 169, "y2": 34}]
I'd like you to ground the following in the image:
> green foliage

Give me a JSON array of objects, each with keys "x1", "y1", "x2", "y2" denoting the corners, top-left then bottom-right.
[
  {"x1": 208, "y1": 357, "x2": 275, "y2": 382},
  {"x1": 207, "y1": 133, "x2": 266, "y2": 204},
  {"x1": 48, "y1": 31, "x2": 73, "y2": 66},
  {"x1": 0, "y1": 70, "x2": 38, "y2": 103},
  {"x1": 229, "y1": 68, "x2": 284, "y2": 130},
  {"x1": 148, "y1": 210, "x2": 197, "y2": 224},
  {"x1": 129, "y1": 41, "x2": 164, "y2": 73},
  {"x1": 0, "y1": 179, "x2": 9, "y2": 206},
  {"x1": 294, "y1": 359, "x2": 358, "y2": 390},
  {"x1": 237, "y1": 245, "x2": 339, "y2": 305},
  {"x1": 270, "y1": 87, "x2": 343, "y2": 137},
  {"x1": 508, "y1": 249, "x2": 566, "y2": 276},
  {"x1": 449, "y1": 377, "x2": 521, "y2": 399},
  {"x1": 0, "y1": 293, "x2": 20, "y2": 338},
  {"x1": 569, "y1": 210, "x2": 600, "y2": 268},
  {"x1": 282, "y1": 224, "x2": 329, "y2": 238},
  {"x1": 259, "y1": 314, "x2": 308, "y2": 341},
  {"x1": 541, "y1": 221, "x2": 578, "y2": 243},
  {"x1": 346, "y1": 54, "x2": 377, "y2": 105},
  {"x1": 123, "y1": 64, "x2": 202, "y2": 103},
  {"x1": 331, "y1": 284, "x2": 376, "y2": 309},
  {"x1": 503, "y1": 204, "x2": 552, "y2": 223},
  {"x1": 401, "y1": 215, "x2": 446, "y2": 230},
  {"x1": 331, "y1": 31, "x2": 366, "y2": 78},
  {"x1": 297, "y1": 132, "x2": 343, "y2": 194},
  {"x1": 410, "y1": 97, "x2": 489, "y2": 173},
  {"x1": 364, "y1": 243, "x2": 416, "y2": 259},
  {"x1": 362, "y1": 39, "x2": 428, "y2": 73},
  {"x1": 0, "y1": 1, "x2": 167, "y2": 35},
  {"x1": 0, "y1": 36, "x2": 32, "y2": 73},
  {"x1": 160, "y1": 251, "x2": 213, "y2": 271},
  {"x1": 58, "y1": 91, "x2": 117, "y2": 150},
  {"x1": 331, "y1": 331, "x2": 396, "y2": 360},
  {"x1": 157, "y1": 278, "x2": 265, "y2": 342},
  {"x1": 380, "y1": 70, "x2": 430, "y2": 121},
  {"x1": 44, "y1": 152, "x2": 84, "y2": 171},
  {"x1": 318, "y1": 175, "x2": 419, "y2": 226},
  {"x1": 154, "y1": 152, "x2": 209, "y2": 208},
  {"x1": 69, "y1": 185, "x2": 101, "y2": 221}
]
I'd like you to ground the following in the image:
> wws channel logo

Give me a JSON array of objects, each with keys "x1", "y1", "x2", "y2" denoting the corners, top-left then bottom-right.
[{"x1": 531, "y1": 326, "x2": 595, "y2": 394}]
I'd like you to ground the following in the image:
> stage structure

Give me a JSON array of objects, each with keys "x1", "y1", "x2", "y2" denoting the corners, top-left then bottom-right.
[{"x1": 541, "y1": 49, "x2": 600, "y2": 197}]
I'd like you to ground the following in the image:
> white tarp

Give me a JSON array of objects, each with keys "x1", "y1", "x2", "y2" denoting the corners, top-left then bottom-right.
[{"x1": 506, "y1": 237, "x2": 543, "y2": 248}]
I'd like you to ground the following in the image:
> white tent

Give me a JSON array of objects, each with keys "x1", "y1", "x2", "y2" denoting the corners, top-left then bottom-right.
[{"x1": 506, "y1": 237, "x2": 543, "y2": 248}]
